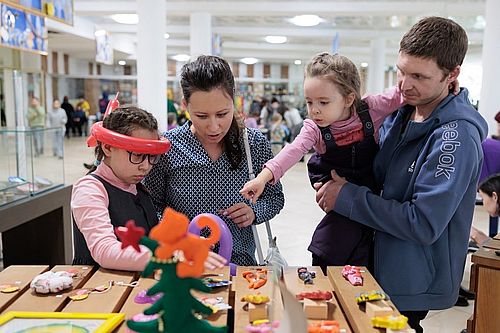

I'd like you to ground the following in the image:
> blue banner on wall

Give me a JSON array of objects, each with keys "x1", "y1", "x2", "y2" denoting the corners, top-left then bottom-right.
[
  {"x1": 3, "y1": 0, "x2": 73, "y2": 26},
  {"x1": 0, "y1": 4, "x2": 47, "y2": 54},
  {"x1": 43, "y1": 0, "x2": 73, "y2": 25}
]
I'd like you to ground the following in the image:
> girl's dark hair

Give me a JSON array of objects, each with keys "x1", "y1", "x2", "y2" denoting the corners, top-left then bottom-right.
[
  {"x1": 180, "y1": 55, "x2": 243, "y2": 169},
  {"x1": 479, "y1": 174, "x2": 500, "y2": 215},
  {"x1": 87, "y1": 105, "x2": 159, "y2": 174}
]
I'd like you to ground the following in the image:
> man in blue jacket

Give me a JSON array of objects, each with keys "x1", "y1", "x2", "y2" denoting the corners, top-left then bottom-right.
[{"x1": 314, "y1": 17, "x2": 488, "y2": 333}]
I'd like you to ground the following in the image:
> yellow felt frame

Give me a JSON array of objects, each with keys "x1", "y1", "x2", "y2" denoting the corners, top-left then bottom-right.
[{"x1": 0, "y1": 311, "x2": 125, "y2": 333}]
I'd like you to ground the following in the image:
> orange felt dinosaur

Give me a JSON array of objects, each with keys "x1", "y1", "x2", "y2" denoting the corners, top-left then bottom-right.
[{"x1": 149, "y1": 208, "x2": 221, "y2": 278}]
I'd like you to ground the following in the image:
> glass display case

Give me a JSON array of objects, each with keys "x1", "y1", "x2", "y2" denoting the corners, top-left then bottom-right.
[{"x1": 0, "y1": 127, "x2": 64, "y2": 206}]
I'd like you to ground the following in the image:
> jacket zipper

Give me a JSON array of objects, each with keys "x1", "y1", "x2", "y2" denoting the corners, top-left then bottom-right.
[{"x1": 351, "y1": 145, "x2": 356, "y2": 174}]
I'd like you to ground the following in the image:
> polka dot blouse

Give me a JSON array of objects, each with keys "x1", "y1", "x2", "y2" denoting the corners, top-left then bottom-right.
[{"x1": 143, "y1": 122, "x2": 285, "y2": 265}]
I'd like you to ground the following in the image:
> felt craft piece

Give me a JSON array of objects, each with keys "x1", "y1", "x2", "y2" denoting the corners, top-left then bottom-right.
[
  {"x1": 297, "y1": 267, "x2": 316, "y2": 285},
  {"x1": 341, "y1": 265, "x2": 363, "y2": 286},
  {"x1": 68, "y1": 280, "x2": 138, "y2": 301},
  {"x1": 134, "y1": 289, "x2": 164, "y2": 304},
  {"x1": 30, "y1": 271, "x2": 74, "y2": 294},
  {"x1": 117, "y1": 208, "x2": 227, "y2": 333},
  {"x1": 242, "y1": 268, "x2": 268, "y2": 289},
  {"x1": 307, "y1": 320, "x2": 341, "y2": 333},
  {"x1": 0, "y1": 283, "x2": 20, "y2": 293},
  {"x1": 246, "y1": 320, "x2": 280, "y2": 333}
]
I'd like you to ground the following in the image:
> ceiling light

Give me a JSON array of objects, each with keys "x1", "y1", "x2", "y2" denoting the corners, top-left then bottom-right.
[
  {"x1": 360, "y1": 62, "x2": 368, "y2": 68},
  {"x1": 164, "y1": 33, "x2": 170, "y2": 39},
  {"x1": 265, "y1": 35, "x2": 287, "y2": 44},
  {"x1": 294, "y1": 60, "x2": 302, "y2": 65},
  {"x1": 110, "y1": 14, "x2": 139, "y2": 25},
  {"x1": 390, "y1": 16, "x2": 400, "y2": 28},
  {"x1": 241, "y1": 57, "x2": 258, "y2": 65},
  {"x1": 172, "y1": 54, "x2": 190, "y2": 62},
  {"x1": 474, "y1": 15, "x2": 486, "y2": 30},
  {"x1": 289, "y1": 15, "x2": 324, "y2": 27},
  {"x1": 94, "y1": 29, "x2": 106, "y2": 37},
  {"x1": 118, "y1": 60, "x2": 126, "y2": 66}
]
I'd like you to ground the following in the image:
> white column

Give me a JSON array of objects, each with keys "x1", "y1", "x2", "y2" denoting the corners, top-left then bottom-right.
[
  {"x1": 239, "y1": 63, "x2": 247, "y2": 78},
  {"x1": 254, "y1": 63, "x2": 263, "y2": 80},
  {"x1": 137, "y1": 0, "x2": 167, "y2": 132},
  {"x1": 270, "y1": 64, "x2": 280, "y2": 80},
  {"x1": 479, "y1": 0, "x2": 500, "y2": 136},
  {"x1": 190, "y1": 12, "x2": 212, "y2": 59},
  {"x1": 367, "y1": 38, "x2": 386, "y2": 95},
  {"x1": 3, "y1": 69, "x2": 16, "y2": 128}
]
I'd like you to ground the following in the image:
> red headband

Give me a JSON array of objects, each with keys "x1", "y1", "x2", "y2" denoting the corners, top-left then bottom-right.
[
  {"x1": 87, "y1": 122, "x2": 171, "y2": 154},
  {"x1": 86, "y1": 93, "x2": 171, "y2": 155}
]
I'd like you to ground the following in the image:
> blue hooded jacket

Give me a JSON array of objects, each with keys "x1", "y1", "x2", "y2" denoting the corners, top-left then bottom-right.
[{"x1": 334, "y1": 88, "x2": 488, "y2": 311}]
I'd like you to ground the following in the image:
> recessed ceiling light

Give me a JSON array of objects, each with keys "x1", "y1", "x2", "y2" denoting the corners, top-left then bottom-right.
[
  {"x1": 118, "y1": 60, "x2": 126, "y2": 66},
  {"x1": 110, "y1": 14, "x2": 139, "y2": 25},
  {"x1": 360, "y1": 62, "x2": 368, "y2": 68},
  {"x1": 294, "y1": 59, "x2": 302, "y2": 65},
  {"x1": 164, "y1": 33, "x2": 170, "y2": 39},
  {"x1": 390, "y1": 16, "x2": 400, "y2": 28},
  {"x1": 474, "y1": 15, "x2": 485, "y2": 30},
  {"x1": 289, "y1": 15, "x2": 324, "y2": 27},
  {"x1": 241, "y1": 57, "x2": 258, "y2": 65},
  {"x1": 94, "y1": 29, "x2": 106, "y2": 37},
  {"x1": 265, "y1": 35, "x2": 287, "y2": 44},
  {"x1": 172, "y1": 54, "x2": 190, "y2": 62}
]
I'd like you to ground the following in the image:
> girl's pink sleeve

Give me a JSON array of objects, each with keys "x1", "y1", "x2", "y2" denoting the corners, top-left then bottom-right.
[
  {"x1": 71, "y1": 177, "x2": 151, "y2": 271},
  {"x1": 265, "y1": 119, "x2": 319, "y2": 183},
  {"x1": 364, "y1": 86, "x2": 404, "y2": 127}
]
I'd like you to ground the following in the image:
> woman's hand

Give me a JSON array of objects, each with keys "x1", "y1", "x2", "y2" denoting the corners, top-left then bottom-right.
[
  {"x1": 219, "y1": 202, "x2": 256, "y2": 228},
  {"x1": 204, "y1": 251, "x2": 227, "y2": 270}
]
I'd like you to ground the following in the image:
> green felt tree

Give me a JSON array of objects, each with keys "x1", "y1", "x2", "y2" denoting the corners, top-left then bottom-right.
[{"x1": 125, "y1": 237, "x2": 227, "y2": 333}]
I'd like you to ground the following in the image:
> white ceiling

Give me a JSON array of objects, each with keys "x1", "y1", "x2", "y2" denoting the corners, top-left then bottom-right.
[{"x1": 47, "y1": 0, "x2": 487, "y2": 66}]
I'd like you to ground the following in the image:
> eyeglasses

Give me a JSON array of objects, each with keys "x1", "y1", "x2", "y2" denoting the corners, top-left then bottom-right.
[{"x1": 127, "y1": 151, "x2": 161, "y2": 165}]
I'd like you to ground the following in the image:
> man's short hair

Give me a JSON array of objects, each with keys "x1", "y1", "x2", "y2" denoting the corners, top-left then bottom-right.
[{"x1": 400, "y1": 17, "x2": 468, "y2": 73}]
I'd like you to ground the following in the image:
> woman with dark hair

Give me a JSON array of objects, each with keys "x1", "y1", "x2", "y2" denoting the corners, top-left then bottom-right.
[
  {"x1": 478, "y1": 174, "x2": 500, "y2": 223},
  {"x1": 144, "y1": 55, "x2": 284, "y2": 266}
]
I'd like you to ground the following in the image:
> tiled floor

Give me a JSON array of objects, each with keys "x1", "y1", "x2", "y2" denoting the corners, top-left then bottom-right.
[{"x1": 61, "y1": 135, "x2": 487, "y2": 333}]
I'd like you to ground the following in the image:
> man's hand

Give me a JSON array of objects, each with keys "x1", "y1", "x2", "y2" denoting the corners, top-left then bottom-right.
[{"x1": 314, "y1": 170, "x2": 347, "y2": 213}]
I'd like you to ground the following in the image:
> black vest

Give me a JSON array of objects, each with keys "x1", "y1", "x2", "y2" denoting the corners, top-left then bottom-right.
[{"x1": 72, "y1": 174, "x2": 158, "y2": 266}]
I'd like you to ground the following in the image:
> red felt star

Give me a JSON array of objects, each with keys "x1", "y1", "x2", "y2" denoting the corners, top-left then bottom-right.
[{"x1": 115, "y1": 220, "x2": 145, "y2": 252}]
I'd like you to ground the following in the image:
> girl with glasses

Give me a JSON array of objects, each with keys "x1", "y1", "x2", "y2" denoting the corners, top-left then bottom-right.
[{"x1": 71, "y1": 105, "x2": 227, "y2": 271}]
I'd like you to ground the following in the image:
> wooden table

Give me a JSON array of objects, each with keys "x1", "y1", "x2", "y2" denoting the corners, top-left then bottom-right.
[
  {"x1": 468, "y1": 244, "x2": 500, "y2": 333},
  {"x1": 0, "y1": 265, "x2": 404, "y2": 332}
]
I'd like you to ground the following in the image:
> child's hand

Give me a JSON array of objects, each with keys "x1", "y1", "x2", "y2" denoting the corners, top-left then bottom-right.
[
  {"x1": 204, "y1": 251, "x2": 227, "y2": 270},
  {"x1": 240, "y1": 178, "x2": 266, "y2": 204},
  {"x1": 240, "y1": 168, "x2": 274, "y2": 204}
]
